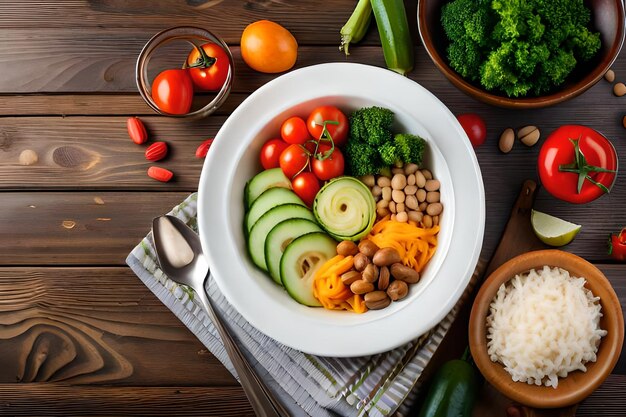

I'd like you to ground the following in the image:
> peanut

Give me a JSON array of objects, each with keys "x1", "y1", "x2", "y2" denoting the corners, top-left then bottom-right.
[
  {"x1": 341, "y1": 270, "x2": 361, "y2": 285},
  {"x1": 371, "y1": 185, "x2": 382, "y2": 197},
  {"x1": 425, "y1": 179, "x2": 440, "y2": 192},
  {"x1": 613, "y1": 82, "x2": 626, "y2": 97},
  {"x1": 336, "y1": 240, "x2": 358, "y2": 256},
  {"x1": 405, "y1": 195, "x2": 418, "y2": 210},
  {"x1": 517, "y1": 125, "x2": 540, "y2": 147},
  {"x1": 415, "y1": 171, "x2": 426, "y2": 188},
  {"x1": 377, "y1": 176, "x2": 391, "y2": 188},
  {"x1": 377, "y1": 199, "x2": 389, "y2": 209},
  {"x1": 390, "y1": 263, "x2": 420, "y2": 284},
  {"x1": 353, "y1": 253, "x2": 370, "y2": 272},
  {"x1": 389, "y1": 200, "x2": 396, "y2": 213},
  {"x1": 419, "y1": 202, "x2": 428, "y2": 212},
  {"x1": 396, "y1": 202, "x2": 405, "y2": 213},
  {"x1": 404, "y1": 184, "x2": 418, "y2": 196},
  {"x1": 378, "y1": 267, "x2": 390, "y2": 290},
  {"x1": 376, "y1": 207, "x2": 390, "y2": 217},
  {"x1": 392, "y1": 189, "x2": 405, "y2": 203},
  {"x1": 416, "y1": 189, "x2": 427, "y2": 203},
  {"x1": 422, "y1": 169, "x2": 433, "y2": 180},
  {"x1": 358, "y1": 240, "x2": 379, "y2": 258},
  {"x1": 391, "y1": 174, "x2": 407, "y2": 190},
  {"x1": 19, "y1": 149, "x2": 38, "y2": 166},
  {"x1": 605, "y1": 69, "x2": 616, "y2": 83},
  {"x1": 426, "y1": 202, "x2": 443, "y2": 216},
  {"x1": 408, "y1": 210, "x2": 423, "y2": 223},
  {"x1": 396, "y1": 211, "x2": 408, "y2": 223},
  {"x1": 350, "y1": 280, "x2": 374, "y2": 295},
  {"x1": 387, "y1": 280, "x2": 409, "y2": 301},
  {"x1": 407, "y1": 173, "x2": 416, "y2": 186},
  {"x1": 364, "y1": 291, "x2": 391, "y2": 310},
  {"x1": 382, "y1": 186, "x2": 392, "y2": 201},
  {"x1": 404, "y1": 163, "x2": 419, "y2": 175},
  {"x1": 499, "y1": 128, "x2": 515, "y2": 153},
  {"x1": 422, "y1": 214, "x2": 433, "y2": 228},
  {"x1": 426, "y1": 191, "x2": 440, "y2": 203},
  {"x1": 362, "y1": 264, "x2": 379, "y2": 283},
  {"x1": 373, "y1": 247, "x2": 402, "y2": 266},
  {"x1": 392, "y1": 167, "x2": 404, "y2": 175}
]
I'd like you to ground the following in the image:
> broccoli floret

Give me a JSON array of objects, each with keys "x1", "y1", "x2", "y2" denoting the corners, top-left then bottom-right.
[
  {"x1": 349, "y1": 106, "x2": 394, "y2": 146},
  {"x1": 394, "y1": 134, "x2": 425, "y2": 167},
  {"x1": 345, "y1": 139, "x2": 382, "y2": 176},
  {"x1": 378, "y1": 142, "x2": 398, "y2": 166}
]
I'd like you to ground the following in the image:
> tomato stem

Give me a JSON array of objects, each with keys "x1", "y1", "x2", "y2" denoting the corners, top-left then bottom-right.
[
  {"x1": 558, "y1": 138, "x2": 616, "y2": 194},
  {"x1": 185, "y1": 41, "x2": 217, "y2": 69},
  {"x1": 312, "y1": 120, "x2": 339, "y2": 161}
]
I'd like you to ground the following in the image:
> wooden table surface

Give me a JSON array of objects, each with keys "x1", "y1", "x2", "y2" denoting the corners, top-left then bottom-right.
[{"x1": 0, "y1": 1, "x2": 624, "y2": 416}]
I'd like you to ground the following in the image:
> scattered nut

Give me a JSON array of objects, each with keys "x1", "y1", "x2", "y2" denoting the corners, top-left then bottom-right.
[
  {"x1": 373, "y1": 247, "x2": 402, "y2": 266},
  {"x1": 377, "y1": 268, "x2": 390, "y2": 290},
  {"x1": 614, "y1": 82, "x2": 626, "y2": 97},
  {"x1": 499, "y1": 128, "x2": 515, "y2": 153},
  {"x1": 605, "y1": 69, "x2": 616, "y2": 83},
  {"x1": 378, "y1": 266, "x2": 390, "y2": 287},
  {"x1": 341, "y1": 270, "x2": 362, "y2": 285},
  {"x1": 353, "y1": 253, "x2": 370, "y2": 271},
  {"x1": 364, "y1": 291, "x2": 391, "y2": 310},
  {"x1": 337, "y1": 241, "x2": 358, "y2": 256},
  {"x1": 418, "y1": 202, "x2": 428, "y2": 212},
  {"x1": 19, "y1": 149, "x2": 38, "y2": 166},
  {"x1": 362, "y1": 264, "x2": 379, "y2": 283},
  {"x1": 350, "y1": 280, "x2": 374, "y2": 295},
  {"x1": 387, "y1": 280, "x2": 409, "y2": 301},
  {"x1": 358, "y1": 240, "x2": 379, "y2": 258},
  {"x1": 517, "y1": 125, "x2": 540, "y2": 147},
  {"x1": 390, "y1": 263, "x2": 420, "y2": 284}
]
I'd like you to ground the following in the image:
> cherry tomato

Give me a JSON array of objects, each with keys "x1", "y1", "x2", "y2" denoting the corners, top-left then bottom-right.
[
  {"x1": 260, "y1": 138, "x2": 289, "y2": 170},
  {"x1": 609, "y1": 228, "x2": 626, "y2": 261},
  {"x1": 279, "y1": 144, "x2": 310, "y2": 179},
  {"x1": 186, "y1": 43, "x2": 230, "y2": 92},
  {"x1": 457, "y1": 113, "x2": 487, "y2": 147},
  {"x1": 307, "y1": 106, "x2": 349, "y2": 146},
  {"x1": 292, "y1": 172, "x2": 320, "y2": 207},
  {"x1": 240, "y1": 20, "x2": 298, "y2": 73},
  {"x1": 312, "y1": 144, "x2": 345, "y2": 180},
  {"x1": 538, "y1": 125, "x2": 617, "y2": 204},
  {"x1": 151, "y1": 69, "x2": 194, "y2": 115},
  {"x1": 281, "y1": 117, "x2": 311, "y2": 145}
]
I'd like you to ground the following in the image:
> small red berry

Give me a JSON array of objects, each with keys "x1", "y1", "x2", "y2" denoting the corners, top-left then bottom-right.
[
  {"x1": 195, "y1": 138, "x2": 214, "y2": 158},
  {"x1": 127, "y1": 117, "x2": 148, "y2": 144},
  {"x1": 147, "y1": 166, "x2": 174, "y2": 182},
  {"x1": 145, "y1": 142, "x2": 168, "y2": 161}
]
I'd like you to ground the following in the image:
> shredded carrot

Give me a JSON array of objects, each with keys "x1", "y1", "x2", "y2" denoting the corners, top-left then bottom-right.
[
  {"x1": 313, "y1": 255, "x2": 368, "y2": 314},
  {"x1": 365, "y1": 217, "x2": 439, "y2": 273}
]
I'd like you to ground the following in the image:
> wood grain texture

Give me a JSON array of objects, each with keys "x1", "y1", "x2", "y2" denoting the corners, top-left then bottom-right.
[
  {"x1": 0, "y1": 192, "x2": 191, "y2": 265},
  {"x1": 0, "y1": 267, "x2": 236, "y2": 386},
  {"x1": 0, "y1": 385, "x2": 253, "y2": 416}
]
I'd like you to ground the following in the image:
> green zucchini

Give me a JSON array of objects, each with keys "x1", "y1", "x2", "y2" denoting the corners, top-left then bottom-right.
[
  {"x1": 370, "y1": 0, "x2": 414, "y2": 75},
  {"x1": 340, "y1": 0, "x2": 373, "y2": 55}
]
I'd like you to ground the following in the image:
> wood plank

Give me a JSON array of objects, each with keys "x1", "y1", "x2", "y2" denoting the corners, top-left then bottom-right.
[
  {"x1": 0, "y1": 192, "x2": 191, "y2": 265},
  {"x1": 0, "y1": 267, "x2": 236, "y2": 386},
  {"x1": 0, "y1": 385, "x2": 253, "y2": 416}
]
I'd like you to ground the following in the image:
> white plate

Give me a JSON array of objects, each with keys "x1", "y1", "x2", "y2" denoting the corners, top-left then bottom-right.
[{"x1": 198, "y1": 63, "x2": 484, "y2": 357}]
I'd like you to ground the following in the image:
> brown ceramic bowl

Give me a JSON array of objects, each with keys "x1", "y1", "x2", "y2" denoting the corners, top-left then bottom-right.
[
  {"x1": 418, "y1": 0, "x2": 625, "y2": 108},
  {"x1": 469, "y1": 250, "x2": 624, "y2": 408}
]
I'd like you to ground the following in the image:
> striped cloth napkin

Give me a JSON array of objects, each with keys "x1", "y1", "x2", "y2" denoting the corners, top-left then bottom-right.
[{"x1": 126, "y1": 193, "x2": 478, "y2": 417}]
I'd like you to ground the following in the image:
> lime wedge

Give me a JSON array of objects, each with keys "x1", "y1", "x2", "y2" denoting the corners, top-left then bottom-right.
[{"x1": 531, "y1": 210, "x2": 581, "y2": 247}]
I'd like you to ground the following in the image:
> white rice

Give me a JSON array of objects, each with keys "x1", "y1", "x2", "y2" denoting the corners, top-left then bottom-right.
[{"x1": 486, "y1": 266, "x2": 606, "y2": 388}]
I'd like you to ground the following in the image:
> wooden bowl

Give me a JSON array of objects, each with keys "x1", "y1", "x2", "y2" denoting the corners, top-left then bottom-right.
[
  {"x1": 417, "y1": 0, "x2": 625, "y2": 109},
  {"x1": 469, "y1": 250, "x2": 624, "y2": 408}
]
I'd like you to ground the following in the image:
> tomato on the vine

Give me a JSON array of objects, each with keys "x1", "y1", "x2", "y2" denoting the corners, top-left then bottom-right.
[
  {"x1": 281, "y1": 116, "x2": 311, "y2": 144},
  {"x1": 312, "y1": 144, "x2": 344, "y2": 180},
  {"x1": 307, "y1": 106, "x2": 349, "y2": 146},
  {"x1": 260, "y1": 138, "x2": 289, "y2": 170},
  {"x1": 279, "y1": 144, "x2": 309, "y2": 179},
  {"x1": 292, "y1": 172, "x2": 320, "y2": 207},
  {"x1": 151, "y1": 69, "x2": 194, "y2": 115},
  {"x1": 186, "y1": 43, "x2": 230, "y2": 92},
  {"x1": 538, "y1": 125, "x2": 617, "y2": 204},
  {"x1": 457, "y1": 113, "x2": 486, "y2": 147},
  {"x1": 609, "y1": 228, "x2": 626, "y2": 261}
]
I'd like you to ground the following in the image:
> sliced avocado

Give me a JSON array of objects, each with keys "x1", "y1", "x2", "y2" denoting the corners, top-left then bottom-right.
[
  {"x1": 265, "y1": 218, "x2": 322, "y2": 285},
  {"x1": 280, "y1": 232, "x2": 337, "y2": 307},
  {"x1": 313, "y1": 176, "x2": 376, "y2": 241},
  {"x1": 245, "y1": 187, "x2": 305, "y2": 233},
  {"x1": 248, "y1": 204, "x2": 315, "y2": 271},
  {"x1": 244, "y1": 168, "x2": 291, "y2": 209}
]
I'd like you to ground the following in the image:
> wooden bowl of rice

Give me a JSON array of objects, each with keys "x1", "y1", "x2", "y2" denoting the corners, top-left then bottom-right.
[{"x1": 469, "y1": 250, "x2": 624, "y2": 408}]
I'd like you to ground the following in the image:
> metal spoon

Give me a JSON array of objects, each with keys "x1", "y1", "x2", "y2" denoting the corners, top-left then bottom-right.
[{"x1": 152, "y1": 215, "x2": 287, "y2": 417}]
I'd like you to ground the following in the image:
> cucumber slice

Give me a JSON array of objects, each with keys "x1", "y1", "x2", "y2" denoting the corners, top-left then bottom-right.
[
  {"x1": 265, "y1": 219, "x2": 322, "y2": 285},
  {"x1": 313, "y1": 176, "x2": 376, "y2": 241},
  {"x1": 245, "y1": 187, "x2": 304, "y2": 233},
  {"x1": 248, "y1": 204, "x2": 315, "y2": 271},
  {"x1": 244, "y1": 168, "x2": 291, "y2": 209},
  {"x1": 280, "y1": 232, "x2": 338, "y2": 307}
]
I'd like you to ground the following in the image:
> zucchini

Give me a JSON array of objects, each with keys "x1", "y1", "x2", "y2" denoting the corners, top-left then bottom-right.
[
  {"x1": 245, "y1": 187, "x2": 305, "y2": 233},
  {"x1": 370, "y1": 0, "x2": 414, "y2": 75},
  {"x1": 339, "y1": 0, "x2": 372, "y2": 56},
  {"x1": 244, "y1": 168, "x2": 291, "y2": 209}
]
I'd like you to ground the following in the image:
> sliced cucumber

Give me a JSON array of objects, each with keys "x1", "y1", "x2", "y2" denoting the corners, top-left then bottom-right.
[
  {"x1": 244, "y1": 168, "x2": 291, "y2": 209},
  {"x1": 313, "y1": 176, "x2": 376, "y2": 241},
  {"x1": 265, "y1": 219, "x2": 322, "y2": 285},
  {"x1": 248, "y1": 204, "x2": 315, "y2": 271},
  {"x1": 245, "y1": 187, "x2": 304, "y2": 233},
  {"x1": 280, "y1": 232, "x2": 338, "y2": 307}
]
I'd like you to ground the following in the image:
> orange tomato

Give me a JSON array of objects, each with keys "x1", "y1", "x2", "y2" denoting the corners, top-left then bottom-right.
[{"x1": 240, "y1": 20, "x2": 298, "y2": 73}]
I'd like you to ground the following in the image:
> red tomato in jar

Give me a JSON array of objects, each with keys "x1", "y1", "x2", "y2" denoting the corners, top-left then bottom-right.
[
  {"x1": 307, "y1": 106, "x2": 349, "y2": 146},
  {"x1": 538, "y1": 125, "x2": 617, "y2": 204},
  {"x1": 186, "y1": 43, "x2": 230, "y2": 92},
  {"x1": 260, "y1": 138, "x2": 289, "y2": 169},
  {"x1": 151, "y1": 69, "x2": 194, "y2": 115},
  {"x1": 279, "y1": 144, "x2": 310, "y2": 179},
  {"x1": 292, "y1": 172, "x2": 320, "y2": 207},
  {"x1": 457, "y1": 113, "x2": 487, "y2": 147},
  {"x1": 311, "y1": 144, "x2": 345, "y2": 180},
  {"x1": 281, "y1": 116, "x2": 311, "y2": 144}
]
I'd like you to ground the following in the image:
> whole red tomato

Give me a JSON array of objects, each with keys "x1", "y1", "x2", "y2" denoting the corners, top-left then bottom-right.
[
  {"x1": 151, "y1": 69, "x2": 194, "y2": 115},
  {"x1": 186, "y1": 43, "x2": 230, "y2": 92},
  {"x1": 292, "y1": 172, "x2": 320, "y2": 207},
  {"x1": 260, "y1": 138, "x2": 289, "y2": 170},
  {"x1": 457, "y1": 113, "x2": 487, "y2": 147},
  {"x1": 279, "y1": 144, "x2": 310, "y2": 179},
  {"x1": 538, "y1": 125, "x2": 617, "y2": 204},
  {"x1": 312, "y1": 144, "x2": 345, "y2": 180},
  {"x1": 307, "y1": 106, "x2": 349, "y2": 146},
  {"x1": 609, "y1": 228, "x2": 626, "y2": 261},
  {"x1": 281, "y1": 116, "x2": 311, "y2": 145}
]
